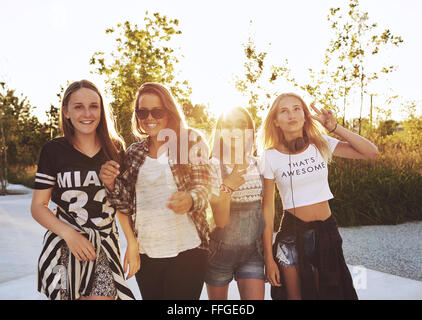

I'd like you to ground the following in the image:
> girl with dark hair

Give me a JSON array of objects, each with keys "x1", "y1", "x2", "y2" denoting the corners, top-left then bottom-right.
[
  {"x1": 31, "y1": 80, "x2": 137, "y2": 300},
  {"x1": 260, "y1": 92, "x2": 378, "y2": 300},
  {"x1": 205, "y1": 107, "x2": 266, "y2": 300},
  {"x1": 99, "y1": 82, "x2": 211, "y2": 300}
]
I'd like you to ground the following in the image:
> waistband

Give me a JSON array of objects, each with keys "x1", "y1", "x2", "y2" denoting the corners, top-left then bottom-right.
[{"x1": 278, "y1": 211, "x2": 338, "y2": 238}]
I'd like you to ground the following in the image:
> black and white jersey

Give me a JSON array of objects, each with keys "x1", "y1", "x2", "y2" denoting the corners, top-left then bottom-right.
[
  {"x1": 35, "y1": 137, "x2": 135, "y2": 300},
  {"x1": 35, "y1": 137, "x2": 115, "y2": 230}
]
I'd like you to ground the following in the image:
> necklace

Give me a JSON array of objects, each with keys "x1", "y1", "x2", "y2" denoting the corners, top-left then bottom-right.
[{"x1": 73, "y1": 139, "x2": 101, "y2": 157}]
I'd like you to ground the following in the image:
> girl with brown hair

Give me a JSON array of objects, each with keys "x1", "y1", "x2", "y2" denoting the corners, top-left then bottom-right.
[
  {"x1": 260, "y1": 92, "x2": 378, "y2": 299},
  {"x1": 205, "y1": 107, "x2": 266, "y2": 300},
  {"x1": 31, "y1": 80, "x2": 137, "y2": 300},
  {"x1": 99, "y1": 82, "x2": 211, "y2": 300}
]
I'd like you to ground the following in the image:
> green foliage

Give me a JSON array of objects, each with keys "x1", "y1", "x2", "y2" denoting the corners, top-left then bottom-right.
[
  {"x1": 328, "y1": 156, "x2": 422, "y2": 226},
  {"x1": 90, "y1": 13, "x2": 192, "y2": 145},
  {"x1": 0, "y1": 82, "x2": 50, "y2": 193},
  {"x1": 8, "y1": 166, "x2": 36, "y2": 189},
  {"x1": 234, "y1": 32, "x2": 296, "y2": 128},
  {"x1": 377, "y1": 119, "x2": 399, "y2": 137},
  {"x1": 324, "y1": 0, "x2": 403, "y2": 134},
  {"x1": 181, "y1": 101, "x2": 216, "y2": 136}
]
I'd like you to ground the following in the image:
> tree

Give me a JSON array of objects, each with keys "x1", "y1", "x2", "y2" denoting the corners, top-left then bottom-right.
[
  {"x1": 46, "y1": 86, "x2": 63, "y2": 140},
  {"x1": 325, "y1": 0, "x2": 403, "y2": 134},
  {"x1": 90, "y1": 12, "x2": 192, "y2": 145},
  {"x1": 181, "y1": 101, "x2": 215, "y2": 136},
  {"x1": 0, "y1": 82, "x2": 50, "y2": 193},
  {"x1": 234, "y1": 32, "x2": 295, "y2": 128}
]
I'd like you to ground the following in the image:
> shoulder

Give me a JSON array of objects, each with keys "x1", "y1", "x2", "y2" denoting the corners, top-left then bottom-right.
[
  {"x1": 208, "y1": 157, "x2": 221, "y2": 174},
  {"x1": 320, "y1": 134, "x2": 340, "y2": 152},
  {"x1": 209, "y1": 157, "x2": 220, "y2": 166},
  {"x1": 261, "y1": 148, "x2": 279, "y2": 160},
  {"x1": 126, "y1": 138, "x2": 150, "y2": 156},
  {"x1": 40, "y1": 137, "x2": 69, "y2": 154}
]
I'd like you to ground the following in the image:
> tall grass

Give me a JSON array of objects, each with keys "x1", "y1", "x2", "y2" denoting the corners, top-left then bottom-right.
[{"x1": 328, "y1": 155, "x2": 422, "y2": 226}]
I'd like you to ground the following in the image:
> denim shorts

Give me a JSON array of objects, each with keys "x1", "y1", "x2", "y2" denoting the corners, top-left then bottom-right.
[
  {"x1": 274, "y1": 229, "x2": 316, "y2": 267},
  {"x1": 204, "y1": 239, "x2": 265, "y2": 287}
]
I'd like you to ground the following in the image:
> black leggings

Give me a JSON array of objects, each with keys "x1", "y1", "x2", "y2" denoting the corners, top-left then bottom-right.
[{"x1": 135, "y1": 247, "x2": 208, "y2": 300}]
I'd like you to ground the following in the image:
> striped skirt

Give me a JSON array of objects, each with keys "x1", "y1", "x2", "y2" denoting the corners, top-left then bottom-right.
[{"x1": 37, "y1": 207, "x2": 135, "y2": 300}]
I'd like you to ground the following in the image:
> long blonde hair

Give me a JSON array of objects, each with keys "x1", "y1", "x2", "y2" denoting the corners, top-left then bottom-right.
[{"x1": 260, "y1": 92, "x2": 332, "y2": 162}]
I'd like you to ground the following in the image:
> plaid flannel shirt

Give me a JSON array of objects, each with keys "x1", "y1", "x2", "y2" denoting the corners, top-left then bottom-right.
[{"x1": 106, "y1": 136, "x2": 211, "y2": 250}]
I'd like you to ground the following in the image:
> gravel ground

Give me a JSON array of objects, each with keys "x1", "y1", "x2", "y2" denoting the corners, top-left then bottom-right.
[{"x1": 339, "y1": 222, "x2": 422, "y2": 281}]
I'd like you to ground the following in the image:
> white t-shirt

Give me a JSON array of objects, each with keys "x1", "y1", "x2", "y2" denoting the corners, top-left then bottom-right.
[
  {"x1": 260, "y1": 135, "x2": 339, "y2": 210},
  {"x1": 135, "y1": 153, "x2": 201, "y2": 258}
]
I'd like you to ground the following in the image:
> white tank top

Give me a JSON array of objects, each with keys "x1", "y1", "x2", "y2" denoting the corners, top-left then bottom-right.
[
  {"x1": 135, "y1": 153, "x2": 201, "y2": 258},
  {"x1": 260, "y1": 135, "x2": 339, "y2": 210}
]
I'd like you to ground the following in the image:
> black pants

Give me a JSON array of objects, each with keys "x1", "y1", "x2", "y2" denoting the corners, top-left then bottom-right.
[{"x1": 135, "y1": 247, "x2": 208, "y2": 300}]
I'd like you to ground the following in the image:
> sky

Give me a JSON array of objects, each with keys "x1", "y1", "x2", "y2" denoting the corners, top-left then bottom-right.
[{"x1": 1, "y1": 0, "x2": 421, "y2": 123}]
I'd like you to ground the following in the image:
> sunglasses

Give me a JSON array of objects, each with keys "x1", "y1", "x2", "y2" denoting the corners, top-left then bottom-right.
[{"x1": 136, "y1": 108, "x2": 166, "y2": 120}]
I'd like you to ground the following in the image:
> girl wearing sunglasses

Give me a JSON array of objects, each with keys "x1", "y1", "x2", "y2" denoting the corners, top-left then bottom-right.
[
  {"x1": 99, "y1": 82, "x2": 211, "y2": 300},
  {"x1": 205, "y1": 107, "x2": 266, "y2": 300}
]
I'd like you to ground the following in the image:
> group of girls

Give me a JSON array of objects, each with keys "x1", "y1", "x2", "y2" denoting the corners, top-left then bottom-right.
[{"x1": 31, "y1": 79, "x2": 378, "y2": 300}]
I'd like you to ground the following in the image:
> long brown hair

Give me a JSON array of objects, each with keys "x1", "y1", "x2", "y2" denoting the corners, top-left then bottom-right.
[
  {"x1": 60, "y1": 80, "x2": 125, "y2": 163},
  {"x1": 260, "y1": 92, "x2": 332, "y2": 162},
  {"x1": 131, "y1": 82, "x2": 208, "y2": 164},
  {"x1": 209, "y1": 106, "x2": 256, "y2": 160}
]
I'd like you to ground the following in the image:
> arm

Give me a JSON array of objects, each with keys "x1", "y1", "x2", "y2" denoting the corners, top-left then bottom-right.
[
  {"x1": 209, "y1": 190, "x2": 231, "y2": 228},
  {"x1": 331, "y1": 125, "x2": 379, "y2": 159},
  {"x1": 209, "y1": 164, "x2": 247, "y2": 228},
  {"x1": 100, "y1": 145, "x2": 137, "y2": 216},
  {"x1": 116, "y1": 211, "x2": 140, "y2": 279},
  {"x1": 167, "y1": 163, "x2": 211, "y2": 215},
  {"x1": 262, "y1": 178, "x2": 281, "y2": 286},
  {"x1": 31, "y1": 189, "x2": 96, "y2": 262},
  {"x1": 310, "y1": 104, "x2": 379, "y2": 159}
]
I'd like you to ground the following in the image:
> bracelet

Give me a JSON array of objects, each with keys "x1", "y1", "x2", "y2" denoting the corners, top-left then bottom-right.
[
  {"x1": 328, "y1": 122, "x2": 338, "y2": 133},
  {"x1": 220, "y1": 184, "x2": 233, "y2": 195}
]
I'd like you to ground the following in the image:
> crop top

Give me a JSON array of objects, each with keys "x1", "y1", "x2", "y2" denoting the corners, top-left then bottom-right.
[{"x1": 260, "y1": 135, "x2": 339, "y2": 210}]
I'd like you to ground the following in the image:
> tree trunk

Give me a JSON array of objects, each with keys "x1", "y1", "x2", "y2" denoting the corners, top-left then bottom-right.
[{"x1": 0, "y1": 112, "x2": 7, "y2": 195}]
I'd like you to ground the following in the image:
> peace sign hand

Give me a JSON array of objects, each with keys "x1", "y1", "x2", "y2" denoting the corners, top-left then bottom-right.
[
  {"x1": 310, "y1": 103, "x2": 337, "y2": 132},
  {"x1": 223, "y1": 164, "x2": 247, "y2": 191}
]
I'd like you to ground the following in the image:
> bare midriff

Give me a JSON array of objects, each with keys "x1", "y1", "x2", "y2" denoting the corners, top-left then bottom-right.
[{"x1": 285, "y1": 200, "x2": 332, "y2": 222}]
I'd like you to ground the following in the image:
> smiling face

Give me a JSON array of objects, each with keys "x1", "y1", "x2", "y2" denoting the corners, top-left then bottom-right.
[
  {"x1": 273, "y1": 95, "x2": 306, "y2": 135},
  {"x1": 63, "y1": 87, "x2": 101, "y2": 138},
  {"x1": 136, "y1": 93, "x2": 169, "y2": 137}
]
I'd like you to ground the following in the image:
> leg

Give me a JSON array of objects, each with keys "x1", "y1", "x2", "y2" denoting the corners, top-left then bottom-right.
[
  {"x1": 164, "y1": 248, "x2": 208, "y2": 299},
  {"x1": 237, "y1": 278, "x2": 265, "y2": 300},
  {"x1": 235, "y1": 243, "x2": 266, "y2": 300},
  {"x1": 314, "y1": 267, "x2": 319, "y2": 294},
  {"x1": 206, "y1": 283, "x2": 230, "y2": 300},
  {"x1": 135, "y1": 254, "x2": 166, "y2": 300},
  {"x1": 281, "y1": 265, "x2": 301, "y2": 300}
]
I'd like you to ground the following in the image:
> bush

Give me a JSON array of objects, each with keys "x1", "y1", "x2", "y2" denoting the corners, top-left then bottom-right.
[{"x1": 7, "y1": 166, "x2": 36, "y2": 189}]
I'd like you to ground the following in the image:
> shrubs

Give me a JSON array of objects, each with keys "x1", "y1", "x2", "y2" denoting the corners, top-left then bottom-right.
[
  {"x1": 328, "y1": 157, "x2": 422, "y2": 226},
  {"x1": 7, "y1": 166, "x2": 36, "y2": 189}
]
